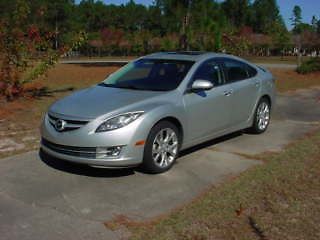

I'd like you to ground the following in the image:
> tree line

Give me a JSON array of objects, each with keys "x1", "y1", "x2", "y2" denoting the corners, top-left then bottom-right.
[
  {"x1": 0, "y1": 0, "x2": 319, "y2": 100},
  {"x1": 0, "y1": 0, "x2": 319, "y2": 56}
]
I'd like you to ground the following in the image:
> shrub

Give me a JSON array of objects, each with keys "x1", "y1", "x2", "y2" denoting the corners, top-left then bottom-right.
[
  {"x1": 297, "y1": 57, "x2": 320, "y2": 74},
  {"x1": 0, "y1": 0, "x2": 87, "y2": 101}
]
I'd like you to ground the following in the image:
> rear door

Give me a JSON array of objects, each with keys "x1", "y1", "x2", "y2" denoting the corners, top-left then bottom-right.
[{"x1": 221, "y1": 59, "x2": 260, "y2": 126}]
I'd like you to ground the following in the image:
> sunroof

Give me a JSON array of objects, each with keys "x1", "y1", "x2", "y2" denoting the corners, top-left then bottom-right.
[{"x1": 166, "y1": 51, "x2": 206, "y2": 56}]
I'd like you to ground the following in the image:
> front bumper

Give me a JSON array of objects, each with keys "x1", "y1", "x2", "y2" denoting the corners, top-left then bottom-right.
[
  {"x1": 41, "y1": 143, "x2": 140, "y2": 168},
  {"x1": 40, "y1": 114, "x2": 148, "y2": 168}
]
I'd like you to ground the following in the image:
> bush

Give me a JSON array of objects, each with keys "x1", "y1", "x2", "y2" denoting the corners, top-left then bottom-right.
[{"x1": 297, "y1": 58, "x2": 320, "y2": 74}]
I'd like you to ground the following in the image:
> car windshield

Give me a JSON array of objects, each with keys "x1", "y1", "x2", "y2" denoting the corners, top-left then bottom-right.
[{"x1": 100, "y1": 59, "x2": 194, "y2": 91}]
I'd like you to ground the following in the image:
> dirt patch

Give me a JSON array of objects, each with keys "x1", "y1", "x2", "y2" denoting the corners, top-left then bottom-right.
[
  {"x1": 271, "y1": 68, "x2": 320, "y2": 92},
  {"x1": 0, "y1": 138, "x2": 25, "y2": 152}
]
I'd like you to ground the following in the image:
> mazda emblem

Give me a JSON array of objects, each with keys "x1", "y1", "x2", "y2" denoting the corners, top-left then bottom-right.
[{"x1": 55, "y1": 119, "x2": 67, "y2": 132}]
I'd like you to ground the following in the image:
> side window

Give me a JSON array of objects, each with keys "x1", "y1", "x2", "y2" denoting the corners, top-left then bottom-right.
[
  {"x1": 193, "y1": 61, "x2": 223, "y2": 86},
  {"x1": 224, "y1": 60, "x2": 249, "y2": 82},
  {"x1": 247, "y1": 65, "x2": 258, "y2": 78}
]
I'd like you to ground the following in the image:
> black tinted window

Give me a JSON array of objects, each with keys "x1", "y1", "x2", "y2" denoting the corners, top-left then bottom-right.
[
  {"x1": 224, "y1": 60, "x2": 249, "y2": 82},
  {"x1": 193, "y1": 61, "x2": 223, "y2": 86},
  {"x1": 247, "y1": 65, "x2": 258, "y2": 78}
]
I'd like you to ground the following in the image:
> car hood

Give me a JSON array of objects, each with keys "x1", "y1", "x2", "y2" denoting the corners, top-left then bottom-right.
[{"x1": 49, "y1": 85, "x2": 164, "y2": 119}]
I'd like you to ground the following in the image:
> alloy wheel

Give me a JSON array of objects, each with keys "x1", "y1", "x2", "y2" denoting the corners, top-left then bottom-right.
[
  {"x1": 152, "y1": 128, "x2": 179, "y2": 168},
  {"x1": 256, "y1": 102, "x2": 270, "y2": 131}
]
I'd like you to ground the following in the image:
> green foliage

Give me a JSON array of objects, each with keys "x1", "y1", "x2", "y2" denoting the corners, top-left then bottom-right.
[
  {"x1": 294, "y1": 23, "x2": 314, "y2": 35},
  {"x1": 268, "y1": 19, "x2": 291, "y2": 51},
  {"x1": 23, "y1": 31, "x2": 87, "y2": 84},
  {"x1": 311, "y1": 16, "x2": 318, "y2": 32},
  {"x1": 1, "y1": 0, "x2": 296, "y2": 56},
  {"x1": 0, "y1": 0, "x2": 31, "y2": 98},
  {"x1": 296, "y1": 58, "x2": 320, "y2": 74},
  {"x1": 160, "y1": 34, "x2": 179, "y2": 51},
  {"x1": 222, "y1": 0, "x2": 251, "y2": 27},
  {"x1": 290, "y1": 5, "x2": 316, "y2": 35},
  {"x1": 291, "y1": 5, "x2": 302, "y2": 33},
  {"x1": 0, "y1": 0, "x2": 87, "y2": 100},
  {"x1": 251, "y1": 0, "x2": 282, "y2": 33}
]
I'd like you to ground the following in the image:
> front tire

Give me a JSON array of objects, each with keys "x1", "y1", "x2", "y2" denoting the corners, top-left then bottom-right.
[
  {"x1": 250, "y1": 98, "x2": 271, "y2": 134},
  {"x1": 142, "y1": 121, "x2": 180, "y2": 174}
]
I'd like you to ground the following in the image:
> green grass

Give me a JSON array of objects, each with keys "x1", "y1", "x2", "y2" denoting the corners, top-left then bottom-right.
[
  {"x1": 245, "y1": 56, "x2": 311, "y2": 65},
  {"x1": 126, "y1": 130, "x2": 320, "y2": 240},
  {"x1": 297, "y1": 58, "x2": 320, "y2": 74},
  {"x1": 271, "y1": 68, "x2": 320, "y2": 92}
]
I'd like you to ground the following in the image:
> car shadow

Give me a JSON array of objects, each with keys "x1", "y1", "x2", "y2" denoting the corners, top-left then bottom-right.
[
  {"x1": 39, "y1": 149, "x2": 135, "y2": 178},
  {"x1": 39, "y1": 130, "x2": 245, "y2": 177},
  {"x1": 179, "y1": 131, "x2": 243, "y2": 157}
]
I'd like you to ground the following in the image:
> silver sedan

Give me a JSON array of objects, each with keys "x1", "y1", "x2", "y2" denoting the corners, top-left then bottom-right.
[{"x1": 41, "y1": 52, "x2": 276, "y2": 173}]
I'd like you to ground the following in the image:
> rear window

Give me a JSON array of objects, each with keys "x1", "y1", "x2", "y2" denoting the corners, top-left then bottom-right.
[
  {"x1": 247, "y1": 65, "x2": 258, "y2": 78},
  {"x1": 224, "y1": 59, "x2": 257, "y2": 82},
  {"x1": 224, "y1": 60, "x2": 248, "y2": 82}
]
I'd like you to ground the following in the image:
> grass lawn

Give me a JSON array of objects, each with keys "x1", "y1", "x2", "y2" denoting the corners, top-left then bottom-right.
[
  {"x1": 245, "y1": 56, "x2": 310, "y2": 65},
  {"x1": 119, "y1": 129, "x2": 320, "y2": 240},
  {"x1": 62, "y1": 56, "x2": 137, "y2": 61},
  {"x1": 272, "y1": 68, "x2": 320, "y2": 92}
]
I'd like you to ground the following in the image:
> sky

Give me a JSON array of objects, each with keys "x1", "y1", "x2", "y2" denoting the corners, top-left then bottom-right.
[{"x1": 93, "y1": 0, "x2": 319, "y2": 29}]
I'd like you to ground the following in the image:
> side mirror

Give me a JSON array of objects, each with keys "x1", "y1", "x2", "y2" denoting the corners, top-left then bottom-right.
[{"x1": 191, "y1": 80, "x2": 214, "y2": 92}]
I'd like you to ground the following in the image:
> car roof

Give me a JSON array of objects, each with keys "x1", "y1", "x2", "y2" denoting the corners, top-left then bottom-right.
[{"x1": 144, "y1": 51, "x2": 240, "y2": 63}]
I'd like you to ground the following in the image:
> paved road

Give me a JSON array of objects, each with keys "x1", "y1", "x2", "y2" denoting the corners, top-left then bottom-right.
[
  {"x1": 257, "y1": 62, "x2": 297, "y2": 69},
  {"x1": 60, "y1": 59, "x2": 297, "y2": 69},
  {"x1": 0, "y1": 87, "x2": 319, "y2": 240}
]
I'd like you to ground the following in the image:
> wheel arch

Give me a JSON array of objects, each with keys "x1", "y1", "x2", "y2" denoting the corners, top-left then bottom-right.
[
  {"x1": 260, "y1": 94, "x2": 272, "y2": 109},
  {"x1": 153, "y1": 117, "x2": 184, "y2": 143}
]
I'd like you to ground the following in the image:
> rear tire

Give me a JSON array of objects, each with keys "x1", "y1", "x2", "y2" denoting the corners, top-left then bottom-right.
[
  {"x1": 250, "y1": 98, "x2": 271, "y2": 134},
  {"x1": 142, "y1": 121, "x2": 180, "y2": 174}
]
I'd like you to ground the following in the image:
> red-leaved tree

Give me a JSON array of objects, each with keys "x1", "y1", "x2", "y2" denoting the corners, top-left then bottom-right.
[{"x1": 0, "y1": 0, "x2": 87, "y2": 101}]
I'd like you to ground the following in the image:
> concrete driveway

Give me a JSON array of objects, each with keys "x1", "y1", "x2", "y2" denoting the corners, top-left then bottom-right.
[{"x1": 0, "y1": 87, "x2": 319, "y2": 240}]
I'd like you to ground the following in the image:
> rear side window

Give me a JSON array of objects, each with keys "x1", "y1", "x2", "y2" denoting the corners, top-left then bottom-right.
[
  {"x1": 247, "y1": 65, "x2": 258, "y2": 78},
  {"x1": 224, "y1": 60, "x2": 248, "y2": 82},
  {"x1": 193, "y1": 61, "x2": 223, "y2": 86}
]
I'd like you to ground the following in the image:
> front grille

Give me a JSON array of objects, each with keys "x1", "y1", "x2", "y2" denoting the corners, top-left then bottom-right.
[
  {"x1": 42, "y1": 138, "x2": 97, "y2": 158},
  {"x1": 48, "y1": 114, "x2": 89, "y2": 132}
]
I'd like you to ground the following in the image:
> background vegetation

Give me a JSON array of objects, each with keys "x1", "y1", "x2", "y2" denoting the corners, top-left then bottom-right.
[
  {"x1": 1, "y1": 0, "x2": 320, "y2": 56},
  {"x1": 297, "y1": 57, "x2": 320, "y2": 74},
  {"x1": 0, "y1": 0, "x2": 320, "y2": 100}
]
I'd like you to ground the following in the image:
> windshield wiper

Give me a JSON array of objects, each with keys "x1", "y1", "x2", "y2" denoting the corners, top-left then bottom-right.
[
  {"x1": 99, "y1": 83, "x2": 143, "y2": 90},
  {"x1": 116, "y1": 85, "x2": 143, "y2": 90},
  {"x1": 99, "y1": 83, "x2": 166, "y2": 91},
  {"x1": 119, "y1": 86, "x2": 168, "y2": 91},
  {"x1": 98, "y1": 82, "x2": 112, "y2": 87}
]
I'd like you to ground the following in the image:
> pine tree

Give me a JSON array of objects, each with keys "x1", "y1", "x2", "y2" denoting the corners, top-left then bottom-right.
[{"x1": 290, "y1": 5, "x2": 302, "y2": 33}]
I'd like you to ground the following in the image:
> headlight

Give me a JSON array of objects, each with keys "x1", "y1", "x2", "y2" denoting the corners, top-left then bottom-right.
[{"x1": 96, "y1": 111, "x2": 144, "y2": 132}]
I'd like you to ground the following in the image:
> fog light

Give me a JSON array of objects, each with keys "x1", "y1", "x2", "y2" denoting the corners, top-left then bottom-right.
[{"x1": 96, "y1": 146, "x2": 122, "y2": 158}]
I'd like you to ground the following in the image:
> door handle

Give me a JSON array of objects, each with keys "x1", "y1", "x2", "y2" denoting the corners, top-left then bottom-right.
[
  {"x1": 224, "y1": 90, "x2": 233, "y2": 96},
  {"x1": 255, "y1": 80, "x2": 260, "y2": 87}
]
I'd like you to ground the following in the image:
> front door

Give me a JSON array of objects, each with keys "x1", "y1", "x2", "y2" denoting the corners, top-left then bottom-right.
[{"x1": 183, "y1": 60, "x2": 232, "y2": 143}]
